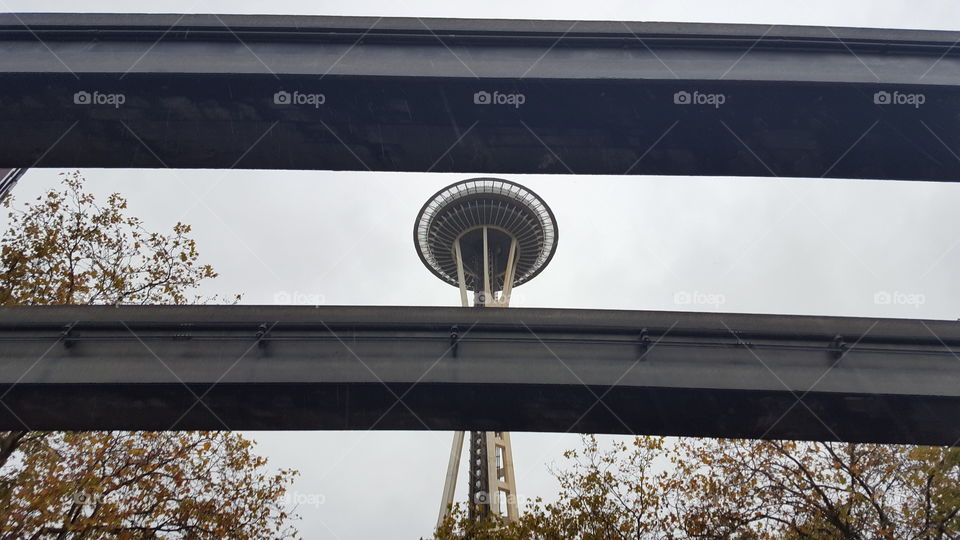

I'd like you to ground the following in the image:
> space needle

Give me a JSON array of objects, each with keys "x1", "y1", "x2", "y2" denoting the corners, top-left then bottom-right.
[{"x1": 414, "y1": 178, "x2": 558, "y2": 526}]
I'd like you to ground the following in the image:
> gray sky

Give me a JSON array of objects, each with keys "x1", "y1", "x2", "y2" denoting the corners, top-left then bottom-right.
[{"x1": 3, "y1": 1, "x2": 960, "y2": 538}]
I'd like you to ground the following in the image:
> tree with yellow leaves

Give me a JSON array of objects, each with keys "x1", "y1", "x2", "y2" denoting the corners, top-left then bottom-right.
[
  {"x1": 436, "y1": 436, "x2": 959, "y2": 539},
  {"x1": 0, "y1": 172, "x2": 299, "y2": 538}
]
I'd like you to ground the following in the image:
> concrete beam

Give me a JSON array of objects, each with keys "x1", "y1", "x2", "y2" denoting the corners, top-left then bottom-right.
[
  {"x1": 0, "y1": 305, "x2": 958, "y2": 445},
  {"x1": 1, "y1": 14, "x2": 959, "y2": 180}
]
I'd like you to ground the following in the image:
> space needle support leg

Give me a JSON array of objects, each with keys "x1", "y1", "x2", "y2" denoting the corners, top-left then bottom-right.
[
  {"x1": 454, "y1": 238, "x2": 469, "y2": 308},
  {"x1": 438, "y1": 238, "x2": 470, "y2": 528},
  {"x1": 499, "y1": 237, "x2": 518, "y2": 307},
  {"x1": 482, "y1": 227, "x2": 492, "y2": 305},
  {"x1": 437, "y1": 431, "x2": 466, "y2": 528},
  {"x1": 488, "y1": 431, "x2": 519, "y2": 521}
]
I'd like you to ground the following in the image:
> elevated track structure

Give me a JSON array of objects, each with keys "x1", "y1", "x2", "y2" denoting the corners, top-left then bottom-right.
[
  {"x1": 1, "y1": 14, "x2": 959, "y2": 180},
  {"x1": 0, "y1": 305, "x2": 957, "y2": 446}
]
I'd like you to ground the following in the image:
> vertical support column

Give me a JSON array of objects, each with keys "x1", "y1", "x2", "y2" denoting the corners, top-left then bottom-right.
[
  {"x1": 437, "y1": 431, "x2": 465, "y2": 528},
  {"x1": 467, "y1": 430, "x2": 490, "y2": 522},
  {"x1": 454, "y1": 238, "x2": 469, "y2": 308},
  {"x1": 482, "y1": 227, "x2": 492, "y2": 306},
  {"x1": 498, "y1": 237, "x2": 519, "y2": 307},
  {"x1": 491, "y1": 431, "x2": 519, "y2": 521},
  {"x1": 485, "y1": 432, "x2": 500, "y2": 515}
]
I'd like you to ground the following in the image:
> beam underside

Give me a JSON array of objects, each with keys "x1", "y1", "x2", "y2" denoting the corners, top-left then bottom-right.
[{"x1": 0, "y1": 383, "x2": 956, "y2": 446}]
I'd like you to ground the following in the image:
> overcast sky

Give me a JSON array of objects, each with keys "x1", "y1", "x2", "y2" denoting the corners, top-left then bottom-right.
[{"x1": 3, "y1": 1, "x2": 960, "y2": 538}]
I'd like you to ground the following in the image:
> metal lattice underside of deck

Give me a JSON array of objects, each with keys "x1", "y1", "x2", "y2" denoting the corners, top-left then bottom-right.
[{"x1": 414, "y1": 178, "x2": 558, "y2": 291}]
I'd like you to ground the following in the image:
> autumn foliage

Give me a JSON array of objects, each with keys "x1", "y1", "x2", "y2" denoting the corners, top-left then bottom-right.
[
  {"x1": 664, "y1": 438, "x2": 960, "y2": 539},
  {"x1": 0, "y1": 172, "x2": 298, "y2": 538},
  {"x1": 437, "y1": 436, "x2": 960, "y2": 539},
  {"x1": 0, "y1": 432, "x2": 297, "y2": 538},
  {"x1": 0, "y1": 171, "x2": 220, "y2": 307}
]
